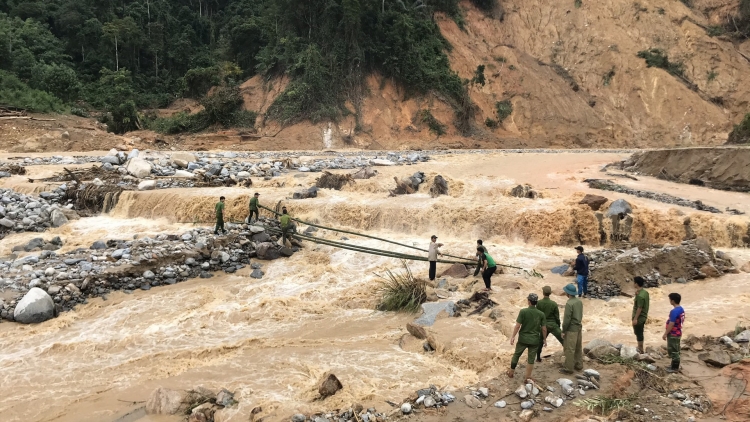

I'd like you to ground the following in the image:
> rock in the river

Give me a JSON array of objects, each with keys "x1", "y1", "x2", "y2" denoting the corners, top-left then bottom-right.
[
  {"x1": 735, "y1": 330, "x2": 750, "y2": 343},
  {"x1": 250, "y1": 269, "x2": 264, "y2": 279},
  {"x1": 579, "y1": 194, "x2": 609, "y2": 211},
  {"x1": 741, "y1": 262, "x2": 750, "y2": 273},
  {"x1": 464, "y1": 395, "x2": 481, "y2": 409},
  {"x1": 699, "y1": 351, "x2": 732, "y2": 367},
  {"x1": 215, "y1": 389, "x2": 234, "y2": 407},
  {"x1": 138, "y1": 180, "x2": 156, "y2": 191},
  {"x1": 171, "y1": 152, "x2": 196, "y2": 168},
  {"x1": 256, "y1": 242, "x2": 280, "y2": 260},
  {"x1": 400, "y1": 403, "x2": 412, "y2": 414},
  {"x1": 91, "y1": 240, "x2": 107, "y2": 250},
  {"x1": 292, "y1": 414, "x2": 306, "y2": 422},
  {"x1": 606, "y1": 199, "x2": 632, "y2": 217},
  {"x1": 406, "y1": 322, "x2": 428, "y2": 340},
  {"x1": 439, "y1": 263, "x2": 469, "y2": 279},
  {"x1": 318, "y1": 373, "x2": 343, "y2": 397},
  {"x1": 293, "y1": 187, "x2": 318, "y2": 199},
  {"x1": 126, "y1": 157, "x2": 153, "y2": 178},
  {"x1": 146, "y1": 388, "x2": 187, "y2": 415},
  {"x1": 50, "y1": 208, "x2": 69, "y2": 227},
  {"x1": 699, "y1": 264, "x2": 722, "y2": 278},
  {"x1": 13, "y1": 287, "x2": 55, "y2": 324}
]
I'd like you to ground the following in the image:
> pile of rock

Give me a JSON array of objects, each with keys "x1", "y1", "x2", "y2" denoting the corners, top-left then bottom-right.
[
  {"x1": 509, "y1": 184, "x2": 540, "y2": 199},
  {"x1": 0, "y1": 188, "x2": 72, "y2": 238},
  {"x1": 696, "y1": 333, "x2": 750, "y2": 368},
  {"x1": 0, "y1": 220, "x2": 298, "y2": 323},
  {"x1": 146, "y1": 386, "x2": 236, "y2": 422},
  {"x1": 584, "y1": 239, "x2": 737, "y2": 299},
  {"x1": 292, "y1": 404, "x2": 389, "y2": 422},
  {"x1": 584, "y1": 179, "x2": 722, "y2": 213},
  {"x1": 11, "y1": 236, "x2": 64, "y2": 253}
]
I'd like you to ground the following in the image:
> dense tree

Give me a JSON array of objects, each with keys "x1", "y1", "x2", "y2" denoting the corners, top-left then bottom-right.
[{"x1": 0, "y1": 0, "x2": 492, "y2": 134}]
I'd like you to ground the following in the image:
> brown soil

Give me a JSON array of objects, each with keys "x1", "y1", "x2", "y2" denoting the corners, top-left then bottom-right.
[{"x1": 626, "y1": 147, "x2": 750, "y2": 192}]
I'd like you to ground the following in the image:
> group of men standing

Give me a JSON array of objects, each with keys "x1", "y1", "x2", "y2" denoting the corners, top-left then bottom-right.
[
  {"x1": 504, "y1": 246, "x2": 686, "y2": 381},
  {"x1": 213, "y1": 193, "x2": 294, "y2": 243}
]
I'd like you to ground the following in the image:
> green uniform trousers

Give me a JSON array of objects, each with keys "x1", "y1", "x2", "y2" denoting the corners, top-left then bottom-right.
[
  {"x1": 667, "y1": 335, "x2": 681, "y2": 369},
  {"x1": 563, "y1": 330, "x2": 583, "y2": 372},
  {"x1": 511, "y1": 341, "x2": 538, "y2": 369},
  {"x1": 633, "y1": 322, "x2": 645, "y2": 342},
  {"x1": 214, "y1": 215, "x2": 225, "y2": 234},
  {"x1": 537, "y1": 324, "x2": 564, "y2": 359}
]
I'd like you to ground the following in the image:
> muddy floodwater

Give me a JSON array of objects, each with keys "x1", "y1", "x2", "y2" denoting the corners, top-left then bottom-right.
[{"x1": 0, "y1": 151, "x2": 748, "y2": 422}]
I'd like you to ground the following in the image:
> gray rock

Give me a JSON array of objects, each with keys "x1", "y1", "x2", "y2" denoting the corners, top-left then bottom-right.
[
  {"x1": 620, "y1": 345, "x2": 639, "y2": 359},
  {"x1": 181, "y1": 233, "x2": 192, "y2": 241},
  {"x1": 90, "y1": 241, "x2": 107, "y2": 250},
  {"x1": 292, "y1": 414, "x2": 306, "y2": 422},
  {"x1": 101, "y1": 155, "x2": 121, "y2": 165},
  {"x1": 143, "y1": 271, "x2": 155, "y2": 279},
  {"x1": 494, "y1": 400, "x2": 507, "y2": 408},
  {"x1": 699, "y1": 351, "x2": 732, "y2": 367},
  {"x1": 252, "y1": 232, "x2": 272, "y2": 243},
  {"x1": 414, "y1": 301, "x2": 455, "y2": 326},
  {"x1": 423, "y1": 396, "x2": 436, "y2": 407},
  {"x1": 606, "y1": 199, "x2": 633, "y2": 217},
  {"x1": 112, "y1": 249, "x2": 125, "y2": 259},
  {"x1": 521, "y1": 400, "x2": 534, "y2": 409},
  {"x1": 50, "y1": 209, "x2": 68, "y2": 227},
  {"x1": 13, "y1": 287, "x2": 55, "y2": 324},
  {"x1": 0, "y1": 218, "x2": 14, "y2": 228},
  {"x1": 400, "y1": 403, "x2": 412, "y2": 414},
  {"x1": 24, "y1": 237, "x2": 45, "y2": 251},
  {"x1": 588, "y1": 345, "x2": 620, "y2": 359},
  {"x1": 250, "y1": 269, "x2": 264, "y2": 279},
  {"x1": 584, "y1": 338, "x2": 614, "y2": 353},
  {"x1": 185, "y1": 258, "x2": 196, "y2": 266},
  {"x1": 126, "y1": 157, "x2": 152, "y2": 178},
  {"x1": 215, "y1": 389, "x2": 234, "y2": 407},
  {"x1": 734, "y1": 329, "x2": 750, "y2": 343}
]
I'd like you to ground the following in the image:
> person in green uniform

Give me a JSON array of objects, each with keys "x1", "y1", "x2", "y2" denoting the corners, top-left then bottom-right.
[
  {"x1": 632, "y1": 276, "x2": 650, "y2": 354},
  {"x1": 279, "y1": 207, "x2": 292, "y2": 244},
  {"x1": 214, "y1": 196, "x2": 226, "y2": 235},
  {"x1": 248, "y1": 192, "x2": 260, "y2": 223},
  {"x1": 536, "y1": 285, "x2": 564, "y2": 362},
  {"x1": 478, "y1": 246, "x2": 497, "y2": 291},
  {"x1": 507, "y1": 293, "x2": 547, "y2": 381},
  {"x1": 560, "y1": 283, "x2": 583, "y2": 374}
]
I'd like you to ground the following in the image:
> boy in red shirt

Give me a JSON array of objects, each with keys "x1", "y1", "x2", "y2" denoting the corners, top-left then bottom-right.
[{"x1": 662, "y1": 293, "x2": 685, "y2": 373}]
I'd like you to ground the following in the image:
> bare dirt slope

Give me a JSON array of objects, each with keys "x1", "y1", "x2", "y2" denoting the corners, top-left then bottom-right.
[
  {"x1": 626, "y1": 147, "x2": 750, "y2": 191},
  {"x1": 232, "y1": 0, "x2": 750, "y2": 150}
]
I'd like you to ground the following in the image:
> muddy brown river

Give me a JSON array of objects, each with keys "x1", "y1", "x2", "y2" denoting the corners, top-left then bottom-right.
[{"x1": 0, "y1": 151, "x2": 748, "y2": 422}]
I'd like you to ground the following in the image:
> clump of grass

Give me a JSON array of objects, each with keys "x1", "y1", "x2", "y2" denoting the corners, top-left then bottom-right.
[
  {"x1": 707, "y1": 71, "x2": 718, "y2": 83},
  {"x1": 418, "y1": 110, "x2": 447, "y2": 136},
  {"x1": 494, "y1": 56, "x2": 508, "y2": 63},
  {"x1": 575, "y1": 0, "x2": 583, "y2": 8},
  {"x1": 707, "y1": 25, "x2": 725, "y2": 37},
  {"x1": 485, "y1": 118, "x2": 498, "y2": 128},
  {"x1": 376, "y1": 261, "x2": 426, "y2": 313},
  {"x1": 575, "y1": 395, "x2": 634, "y2": 415}
]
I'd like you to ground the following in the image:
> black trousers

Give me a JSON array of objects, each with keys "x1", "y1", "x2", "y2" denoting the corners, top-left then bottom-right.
[
  {"x1": 249, "y1": 209, "x2": 259, "y2": 222},
  {"x1": 429, "y1": 261, "x2": 437, "y2": 280},
  {"x1": 482, "y1": 266, "x2": 496, "y2": 289}
]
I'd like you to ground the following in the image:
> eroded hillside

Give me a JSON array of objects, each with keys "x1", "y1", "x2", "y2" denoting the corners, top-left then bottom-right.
[{"x1": 228, "y1": 0, "x2": 750, "y2": 150}]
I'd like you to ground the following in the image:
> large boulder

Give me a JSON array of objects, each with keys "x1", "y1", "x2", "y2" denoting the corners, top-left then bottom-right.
[
  {"x1": 138, "y1": 180, "x2": 156, "y2": 191},
  {"x1": 256, "y1": 242, "x2": 280, "y2": 260},
  {"x1": 620, "y1": 345, "x2": 639, "y2": 359},
  {"x1": 579, "y1": 194, "x2": 608, "y2": 211},
  {"x1": 100, "y1": 155, "x2": 121, "y2": 165},
  {"x1": 171, "y1": 152, "x2": 196, "y2": 168},
  {"x1": 126, "y1": 157, "x2": 153, "y2": 178},
  {"x1": 584, "y1": 338, "x2": 614, "y2": 353},
  {"x1": 50, "y1": 208, "x2": 68, "y2": 227},
  {"x1": 293, "y1": 187, "x2": 319, "y2": 199},
  {"x1": 439, "y1": 263, "x2": 469, "y2": 279},
  {"x1": 588, "y1": 345, "x2": 620, "y2": 359},
  {"x1": 606, "y1": 199, "x2": 632, "y2": 217},
  {"x1": 146, "y1": 388, "x2": 187, "y2": 415},
  {"x1": 700, "y1": 264, "x2": 722, "y2": 278},
  {"x1": 734, "y1": 330, "x2": 750, "y2": 343},
  {"x1": 406, "y1": 322, "x2": 428, "y2": 339},
  {"x1": 318, "y1": 373, "x2": 343, "y2": 398},
  {"x1": 699, "y1": 351, "x2": 732, "y2": 367},
  {"x1": 13, "y1": 287, "x2": 55, "y2": 324}
]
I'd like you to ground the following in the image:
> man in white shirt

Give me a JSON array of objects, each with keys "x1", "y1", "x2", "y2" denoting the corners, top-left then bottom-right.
[{"x1": 428, "y1": 235, "x2": 443, "y2": 281}]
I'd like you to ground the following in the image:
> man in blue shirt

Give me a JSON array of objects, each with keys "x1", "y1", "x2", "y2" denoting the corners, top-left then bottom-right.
[
  {"x1": 573, "y1": 246, "x2": 589, "y2": 298},
  {"x1": 662, "y1": 293, "x2": 685, "y2": 373}
]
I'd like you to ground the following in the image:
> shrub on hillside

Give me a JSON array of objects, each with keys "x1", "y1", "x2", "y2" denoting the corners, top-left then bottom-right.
[
  {"x1": 727, "y1": 113, "x2": 750, "y2": 144},
  {"x1": 636, "y1": 49, "x2": 685, "y2": 77},
  {"x1": 496, "y1": 100, "x2": 513, "y2": 122},
  {"x1": 0, "y1": 70, "x2": 66, "y2": 113}
]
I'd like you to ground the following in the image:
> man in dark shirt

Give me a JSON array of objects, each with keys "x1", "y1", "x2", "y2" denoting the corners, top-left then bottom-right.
[
  {"x1": 473, "y1": 240, "x2": 485, "y2": 277},
  {"x1": 573, "y1": 246, "x2": 589, "y2": 298}
]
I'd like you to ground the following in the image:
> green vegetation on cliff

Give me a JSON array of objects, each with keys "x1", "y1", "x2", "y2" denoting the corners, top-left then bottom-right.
[{"x1": 0, "y1": 0, "x2": 496, "y2": 134}]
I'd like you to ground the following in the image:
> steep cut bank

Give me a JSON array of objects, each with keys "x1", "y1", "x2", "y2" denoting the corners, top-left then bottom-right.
[{"x1": 622, "y1": 147, "x2": 750, "y2": 192}]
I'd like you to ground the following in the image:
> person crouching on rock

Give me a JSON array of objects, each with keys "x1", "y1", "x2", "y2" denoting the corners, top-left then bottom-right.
[
  {"x1": 214, "y1": 196, "x2": 226, "y2": 235},
  {"x1": 508, "y1": 293, "x2": 547, "y2": 381},
  {"x1": 478, "y1": 246, "x2": 497, "y2": 291}
]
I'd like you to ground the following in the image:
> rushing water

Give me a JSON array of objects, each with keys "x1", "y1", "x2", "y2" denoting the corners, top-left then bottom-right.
[{"x1": 0, "y1": 151, "x2": 749, "y2": 422}]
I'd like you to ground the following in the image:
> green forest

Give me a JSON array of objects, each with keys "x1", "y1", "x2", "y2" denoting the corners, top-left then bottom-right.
[{"x1": 0, "y1": 0, "x2": 498, "y2": 134}]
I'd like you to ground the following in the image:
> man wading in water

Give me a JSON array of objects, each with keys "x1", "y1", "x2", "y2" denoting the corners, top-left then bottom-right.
[
  {"x1": 478, "y1": 246, "x2": 497, "y2": 291},
  {"x1": 428, "y1": 235, "x2": 443, "y2": 282}
]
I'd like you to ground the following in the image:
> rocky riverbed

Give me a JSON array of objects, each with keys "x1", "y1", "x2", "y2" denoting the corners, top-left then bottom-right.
[{"x1": 0, "y1": 217, "x2": 298, "y2": 323}]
